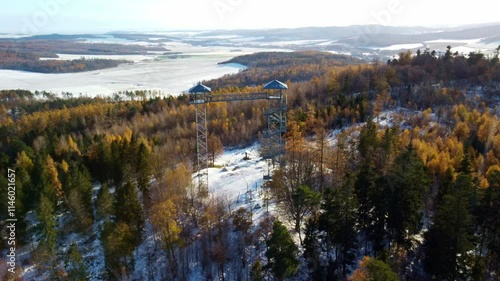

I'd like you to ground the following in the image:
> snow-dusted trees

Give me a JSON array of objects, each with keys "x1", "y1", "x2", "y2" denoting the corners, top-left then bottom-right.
[{"x1": 269, "y1": 118, "x2": 320, "y2": 236}]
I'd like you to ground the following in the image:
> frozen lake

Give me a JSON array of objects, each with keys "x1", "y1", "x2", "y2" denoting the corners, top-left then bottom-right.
[{"x1": 0, "y1": 46, "x2": 268, "y2": 97}]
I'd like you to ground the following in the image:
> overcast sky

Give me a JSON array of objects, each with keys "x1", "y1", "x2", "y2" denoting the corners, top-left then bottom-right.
[{"x1": 1, "y1": 0, "x2": 499, "y2": 34}]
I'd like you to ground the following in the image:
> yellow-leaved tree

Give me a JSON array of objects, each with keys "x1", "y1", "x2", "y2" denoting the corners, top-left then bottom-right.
[
  {"x1": 150, "y1": 199, "x2": 182, "y2": 278},
  {"x1": 46, "y1": 155, "x2": 63, "y2": 198}
]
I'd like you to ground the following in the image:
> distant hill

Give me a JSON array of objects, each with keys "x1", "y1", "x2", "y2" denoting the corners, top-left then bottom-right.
[
  {"x1": 202, "y1": 25, "x2": 440, "y2": 41},
  {"x1": 23, "y1": 34, "x2": 101, "y2": 40},
  {"x1": 207, "y1": 50, "x2": 363, "y2": 88},
  {"x1": 201, "y1": 24, "x2": 500, "y2": 45},
  {"x1": 220, "y1": 50, "x2": 362, "y2": 67},
  {"x1": 2, "y1": 23, "x2": 498, "y2": 62},
  {"x1": 193, "y1": 23, "x2": 500, "y2": 60},
  {"x1": 337, "y1": 24, "x2": 500, "y2": 47}
]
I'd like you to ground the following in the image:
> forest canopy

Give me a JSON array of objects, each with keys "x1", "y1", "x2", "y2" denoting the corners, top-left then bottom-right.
[{"x1": 1, "y1": 49, "x2": 500, "y2": 280}]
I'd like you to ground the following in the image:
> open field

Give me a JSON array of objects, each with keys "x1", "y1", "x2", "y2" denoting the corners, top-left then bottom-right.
[{"x1": 0, "y1": 47, "x2": 256, "y2": 96}]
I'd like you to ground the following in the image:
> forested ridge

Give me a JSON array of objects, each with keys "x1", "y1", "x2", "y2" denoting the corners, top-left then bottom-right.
[
  {"x1": 214, "y1": 51, "x2": 363, "y2": 88},
  {"x1": 1, "y1": 49, "x2": 500, "y2": 280},
  {"x1": 0, "y1": 38, "x2": 169, "y2": 73},
  {"x1": 0, "y1": 50, "x2": 130, "y2": 73}
]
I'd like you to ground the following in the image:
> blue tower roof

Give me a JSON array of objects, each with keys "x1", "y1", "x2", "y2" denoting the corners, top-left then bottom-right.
[
  {"x1": 263, "y1": 80, "x2": 288, "y2": 90},
  {"x1": 189, "y1": 83, "x2": 212, "y2": 93}
]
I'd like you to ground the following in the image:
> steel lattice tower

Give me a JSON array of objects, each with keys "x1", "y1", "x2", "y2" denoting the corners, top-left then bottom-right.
[
  {"x1": 189, "y1": 83, "x2": 211, "y2": 192},
  {"x1": 189, "y1": 79, "x2": 288, "y2": 189},
  {"x1": 261, "y1": 80, "x2": 288, "y2": 161}
]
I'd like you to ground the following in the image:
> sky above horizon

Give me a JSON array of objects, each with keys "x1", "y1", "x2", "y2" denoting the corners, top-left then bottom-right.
[{"x1": 1, "y1": 0, "x2": 499, "y2": 34}]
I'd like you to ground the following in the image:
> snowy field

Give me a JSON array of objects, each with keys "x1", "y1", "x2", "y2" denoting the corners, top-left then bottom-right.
[
  {"x1": 0, "y1": 57, "x2": 245, "y2": 97},
  {"x1": 379, "y1": 43, "x2": 424, "y2": 50},
  {"x1": 0, "y1": 51, "x2": 246, "y2": 97},
  {"x1": 39, "y1": 54, "x2": 155, "y2": 62},
  {"x1": 205, "y1": 145, "x2": 273, "y2": 218},
  {"x1": 0, "y1": 44, "x2": 288, "y2": 97}
]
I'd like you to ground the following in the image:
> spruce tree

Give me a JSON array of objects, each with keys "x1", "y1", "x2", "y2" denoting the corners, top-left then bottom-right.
[
  {"x1": 424, "y1": 156, "x2": 476, "y2": 280},
  {"x1": 95, "y1": 183, "x2": 114, "y2": 220},
  {"x1": 354, "y1": 171, "x2": 388, "y2": 254},
  {"x1": 303, "y1": 218, "x2": 323, "y2": 280},
  {"x1": 266, "y1": 220, "x2": 299, "y2": 280},
  {"x1": 65, "y1": 243, "x2": 88, "y2": 281},
  {"x1": 350, "y1": 256, "x2": 400, "y2": 281},
  {"x1": 64, "y1": 163, "x2": 94, "y2": 230},
  {"x1": 110, "y1": 140, "x2": 125, "y2": 187},
  {"x1": 101, "y1": 221, "x2": 136, "y2": 278},
  {"x1": 37, "y1": 193, "x2": 57, "y2": 254},
  {"x1": 386, "y1": 145, "x2": 430, "y2": 248},
  {"x1": 250, "y1": 260, "x2": 263, "y2": 281},
  {"x1": 319, "y1": 174, "x2": 358, "y2": 277},
  {"x1": 115, "y1": 181, "x2": 144, "y2": 246},
  {"x1": 136, "y1": 142, "x2": 152, "y2": 195},
  {"x1": 358, "y1": 119, "x2": 379, "y2": 161},
  {"x1": 291, "y1": 185, "x2": 321, "y2": 234},
  {"x1": 477, "y1": 170, "x2": 500, "y2": 276}
]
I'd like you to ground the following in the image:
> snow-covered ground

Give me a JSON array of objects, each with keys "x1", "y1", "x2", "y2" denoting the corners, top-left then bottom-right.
[
  {"x1": 0, "y1": 52, "x2": 244, "y2": 97},
  {"x1": 13, "y1": 109, "x2": 441, "y2": 280},
  {"x1": 379, "y1": 43, "x2": 424, "y2": 51},
  {"x1": 206, "y1": 144, "x2": 274, "y2": 220},
  {"x1": 13, "y1": 144, "x2": 276, "y2": 281},
  {"x1": 328, "y1": 50, "x2": 352, "y2": 56},
  {"x1": 129, "y1": 145, "x2": 276, "y2": 281},
  {"x1": 0, "y1": 45, "x2": 286, "y2": 97},
  {"x1": 424, "y1": 38, "x2": 484, "y2": 44},
  {"x1": 39, "y1": 54, "x2": 156, "y2": 62}
]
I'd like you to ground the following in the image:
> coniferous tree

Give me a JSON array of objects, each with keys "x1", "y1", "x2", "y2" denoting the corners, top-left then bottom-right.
[
  {"x1": 136, "y1": 141, "x2": 152, "y2": 196},
  {"x1": 28, "y1": 154, "x2": 47, "y2": 209},
  {"x1": 358, "y1": 119, "x2": 379, "y2": 162},
  {"x1": 110, "y1": 140, "x2": 125, "y2": 187},
  {"x1": 477, "y1": 170, "x2": 500, "y2": 276},
  {"x1": 95, "y1": 183, "x2": 114, "y2": 220},
  {"x1": 349, "y1": 256, "x2": 400, "y2": 281},
  {"x1": 250, "y1": 260, "x2": 263, "y2": 281},
  {"x1": 319, "y1": 174, "x2": 358, "y2": 277},
  {"x1": 379, "y1": 127, "x2": 400, "y2": 171},
  {"x1": 355, "y1": 163, "x2": 379, "y2": 255},
  {"x1": 64, "y1": 163, "x2": 94, "y2": 230},
  {"x1": 101, "y1": 221, "x2": 136, "y2": 279},
  {"x1": 37, "y1": 193, "x2": 57, "y2": 257},
  {"x1": 424, "y1": 156, "x2": 476, "y2": 280},
  {"x1": 386, "y1": 145, "x2": 430, "y2": 248},
  {"x1": 314, "y1": 122, "x2": 328, "y2": 191},
  {"x1": 303, "y1": 218, "x2": 323, "y2": 280},
  {"x1": 65, "y1": 243, "x2": 88, "y2": 281},
  {"x1": 356, "y1": 120, "x2": 396, "y2": 255},
  {"x1": 266, "y1": 220, "x2": 299, "y2": 280},
  {"x1": 291, "y1": 185, "x2": 321, "y2": 238},
  {"x1": 115, "y1": 181, "x2": 144, "y2": 246}
]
